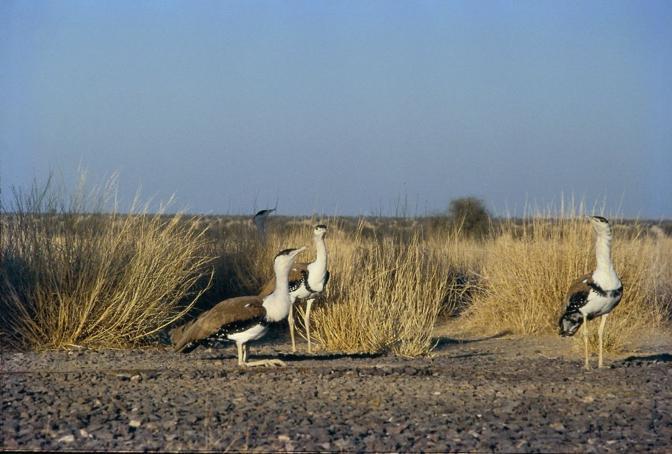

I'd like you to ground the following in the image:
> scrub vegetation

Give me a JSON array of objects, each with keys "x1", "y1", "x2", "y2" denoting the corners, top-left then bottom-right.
[
  {"x1": 462, "y1": 212, "x2": 672, "y2": 352},
  {"x1": 1, "y1": 179, "x2": 670, "y2": 355},
  {"x1": 0, "y1": 177, "x2": 213, "y2": 350}
]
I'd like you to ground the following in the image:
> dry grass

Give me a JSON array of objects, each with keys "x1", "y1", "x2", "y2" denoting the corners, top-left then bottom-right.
[
  {"x1": 165, "y1": 210, "x2": 671, "y2": 356},
  {"x1": 0, "y1": 178, "x2": 213, "y2": 350},
  {"x1": 206, "y1": 219, "x2": 311, "y2": 299},
  {"x1": 2, "y1": 179, "x2": 669, "y2": 356},
  {"x1": 281, "y1": 221, "x2": 469, "y2": 356},
  {"x1": 463, "y1": 210, "x2": 672, "y2": 351}
]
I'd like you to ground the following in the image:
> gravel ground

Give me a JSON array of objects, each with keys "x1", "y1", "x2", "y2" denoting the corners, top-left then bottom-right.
[{"x1": 1, "y1": 331, "x2": 671, "y2": 452}]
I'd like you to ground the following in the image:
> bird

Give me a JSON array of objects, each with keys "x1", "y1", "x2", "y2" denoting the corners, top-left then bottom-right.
[
  {"x1": 252, "y1": 208, "x2": 275, "y2": 244},
  {"x1": 258, "y1": 224, "x2": 329, "y2": 353},
  {"x1": 559, "y1": 216, "x2": 623, "y2": 369},
  {"x1": 170, "y1": 247, "x2": 306, "y2": 367}
]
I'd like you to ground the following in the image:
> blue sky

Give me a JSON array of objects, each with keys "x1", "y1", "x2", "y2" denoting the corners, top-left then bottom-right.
[{"x1": 1, "y1": 1, "x2": 671, "y2": 217}]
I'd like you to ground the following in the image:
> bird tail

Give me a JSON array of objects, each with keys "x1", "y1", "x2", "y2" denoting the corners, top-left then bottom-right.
[{"x1": 558, "y1": 310, "x2": 583, "y2": 337}]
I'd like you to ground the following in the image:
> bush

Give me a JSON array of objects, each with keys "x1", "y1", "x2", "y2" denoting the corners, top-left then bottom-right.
[
  {"x1": 448, "y1": 197, "x2": 491, "y2": 239},
  {"x1": 307, "y1": 221, "x2": 463, "y2": 356},
  {"x1": 0, "y1": 176, "x2": 213, "y2": 350}
]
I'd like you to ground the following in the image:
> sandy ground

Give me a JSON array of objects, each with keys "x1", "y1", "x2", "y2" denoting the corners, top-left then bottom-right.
[{"x1": 1, "y1": 325, "x2": 671, "y2": 452}]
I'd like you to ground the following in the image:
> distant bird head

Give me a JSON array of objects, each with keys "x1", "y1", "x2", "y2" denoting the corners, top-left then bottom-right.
[
  {"x1": 313, "y1": 224, "x2": 328, "y2": 238},
  {"x1": 589, "y1": 215, "x2": 611, "y2": 235},
  {"x1": 558, "y1": 312, "x2": 583, "y2": 337},
  {"x1": 253, "y1": 208, "x2": 275, "y2": 223},
  {"x1": 273, "y1": 247, "x2": 305, "y2": 271}
]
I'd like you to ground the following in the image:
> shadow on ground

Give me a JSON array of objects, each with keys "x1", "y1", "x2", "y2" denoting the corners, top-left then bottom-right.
[
  {"x1": 207, "y1": 351, "x2": 385, "y2": 363},
  {"x1": 622, "y1": 353, "x2": 672, "y2": 363},
  {"x1": 432, "y1": 330, "x2": 512, "y2": 351}
]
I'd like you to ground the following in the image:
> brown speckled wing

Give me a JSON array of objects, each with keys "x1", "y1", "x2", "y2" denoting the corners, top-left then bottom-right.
[
  {"x1": 564, "y1": 273, "x2": 593, "y2": 313},
  {"x1": 172, "y1": 296, "x2": 265, "y2": 352}
]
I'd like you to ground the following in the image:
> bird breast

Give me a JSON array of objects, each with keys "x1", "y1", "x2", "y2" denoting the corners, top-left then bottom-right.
[
  {"x1": 262, "y1": 294, "x2": 292, "y2": 322},
  {"x1": 580, "y1": 289, "x2": 622, "y2": 318},
  {"x1": 226, "y1": 324, "x2": 268, "y2": 343},
  {"x1": 291, "y1": 284, "x2": 312, "y2": 300},
  {"x1": 306, "y1": 270, "x2": 327, "y2": 293}
]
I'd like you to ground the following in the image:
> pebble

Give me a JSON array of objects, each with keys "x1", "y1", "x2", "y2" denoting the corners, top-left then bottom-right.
[
  {"x1": 549, "y1": 422, "x2": 566, "y2": 432},
  {"x1": 57, "y1": 434, "x2": 75, "y2": 443},
  {"x1": 2, "y1": 341, "x2": 670, "y2": 452}
]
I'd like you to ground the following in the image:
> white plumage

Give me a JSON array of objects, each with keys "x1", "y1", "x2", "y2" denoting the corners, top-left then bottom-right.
[{"x1": 559, "y1": 216, "x2": 623, "y2": 369}]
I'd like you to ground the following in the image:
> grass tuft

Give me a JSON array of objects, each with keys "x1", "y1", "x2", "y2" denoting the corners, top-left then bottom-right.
[
  {"x1": 308, "y1": 222, "x2": 462, "y2": 356},
  {"x1": 463, "y1": 207, "x2": 671, "y2": 351},
  {"x1": 0, "y1": 176, "x2": 213, "y2": 350}
]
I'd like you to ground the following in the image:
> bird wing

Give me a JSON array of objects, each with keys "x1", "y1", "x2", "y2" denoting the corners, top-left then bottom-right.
[
  {"x1": 563, "y1": 273, "x2": 593, "y2": 313},
  {"x1": 257, "y1": 262, "x2": 308, "y2": 297},
  {"x1": 172, "y1": 296, "x2": 266, "y2": 352}
]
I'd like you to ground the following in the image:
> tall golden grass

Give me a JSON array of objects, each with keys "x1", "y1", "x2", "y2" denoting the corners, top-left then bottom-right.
[
  {"x1": 167, "y1": 211, "x2": 671, "y2": 356},
  {"x1": 2, "y1": 179, "x2": 669, "y2": 356},
  {"x1": 308, "y1": 228, "x2": 442, "y2": 356},
  {"x1": 0, "y1": 178, "x2": 213, "y2": 350},
  {"x1": 462, "y1": 210, "x2": 672, "y2": 351}
]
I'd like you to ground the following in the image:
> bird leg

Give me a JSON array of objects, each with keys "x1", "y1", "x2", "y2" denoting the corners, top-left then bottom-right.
[
  {"x1": 236, "y1": 343, "x2": 244, "y2": 366},
  {"x1": 597, "y1": 314, "x2": 608, "y2": 368},
  {"x1": 582, "y1": 313, "x2": 590, "y2": 370},
  {"x1": 288, "y1": 303, "x2": 296, "y2": 353},
  {"x1": 244, "y1": 359, "x2": 287, "y2": 368},
  {"x1": 237, "y1": 342, "x2": 285, "y2": 367},
  {"x1": 305, "y1": 298, "x2": 314, "y2": 353}
]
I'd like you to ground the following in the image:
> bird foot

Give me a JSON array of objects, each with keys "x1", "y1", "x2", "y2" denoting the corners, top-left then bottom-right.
[{"x1": 243, "y1": 359, "x2": 287, "y2": 368}]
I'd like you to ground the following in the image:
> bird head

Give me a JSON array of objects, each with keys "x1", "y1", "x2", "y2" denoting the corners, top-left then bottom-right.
[
  {"x1": 273, "y1": 247, "x2": 305, "y2": 272},
  {"x1": 589, "y1": 215, "x2": 611, "y2": 235},
  {"x1": 253, "y1": 208, "x2": 275, "y2": 222},
  {"x1": 313, "y1": 224, "x2": 328, "y2": 238}
]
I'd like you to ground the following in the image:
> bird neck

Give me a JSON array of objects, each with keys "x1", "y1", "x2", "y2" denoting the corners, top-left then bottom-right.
[
  {"x1": 308, "y1": 235, "x2": 328, "y2": 278},
  {"x1": 592, "y1": 230, "x2": 619, "y2": 287},
  {"x1": 264, "y1": 263, "x2": 292, "y2": 321},
  {"x1": 254, "y1": 219, "x2": 267, "y2": 242}
]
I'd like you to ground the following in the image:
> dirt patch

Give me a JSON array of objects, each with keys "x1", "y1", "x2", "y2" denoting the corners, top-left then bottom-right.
[{"x1": 2, "y1": 330, "x2": 671, "y2": 452}]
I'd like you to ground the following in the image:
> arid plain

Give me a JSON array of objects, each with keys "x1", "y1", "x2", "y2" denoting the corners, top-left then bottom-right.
[{"x1": 2, "y1": 212, "x2": 671, "y2": 452}]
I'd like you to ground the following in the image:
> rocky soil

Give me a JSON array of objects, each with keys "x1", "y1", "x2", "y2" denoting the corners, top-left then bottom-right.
[{"x1": 2, "y1": 331, "x2": 671, "y2": 452}]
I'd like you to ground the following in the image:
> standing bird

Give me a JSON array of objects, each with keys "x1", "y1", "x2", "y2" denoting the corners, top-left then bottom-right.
[
  {"x1": 171, "y1": 247, "x2": 305, "y2": 367},
  {"x1": 559, "y1": 216, "x2": 623, "y2": 369},
  {"x1": 253, "y1": 208, "x2": 275, "y2": 244},
  {"x1": 258, "y1": 224, "x2": 329, "y2": 353}
]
